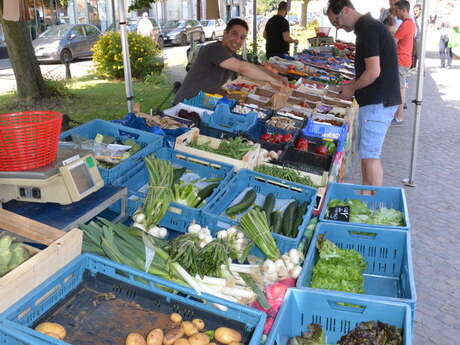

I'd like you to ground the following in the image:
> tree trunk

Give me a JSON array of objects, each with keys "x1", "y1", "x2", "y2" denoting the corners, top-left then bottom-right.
[
  {"x1": 0, "y1": 0, "x2": 51, "y2": 100},
  {"x1": 301, "y1": 0, "x2": 310, "y2": 27}
]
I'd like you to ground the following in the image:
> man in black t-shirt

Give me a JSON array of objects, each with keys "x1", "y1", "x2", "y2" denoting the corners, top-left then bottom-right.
[
  {"x1": 327, "y1": 0, "x2": 401, "y2": 187},
  {"x1": 263, "y1": 1, "x2": 298, "y2": 59}
]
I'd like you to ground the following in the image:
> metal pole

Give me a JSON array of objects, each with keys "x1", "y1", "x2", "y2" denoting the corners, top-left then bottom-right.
[
  {"x1": 403, "y1": 0, "x2": 429, "y2": 187},
  {"x1": 252, "y1": 0, "x2": 257, "y2": 60},
  {"x1": 118, "y1": 0, "x2": 135, "y2": 113}
]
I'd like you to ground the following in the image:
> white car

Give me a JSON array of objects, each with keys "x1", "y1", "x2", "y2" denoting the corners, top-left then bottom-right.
[{"x1": 200, "y1": 19, "x2": 226, "y2": 40}]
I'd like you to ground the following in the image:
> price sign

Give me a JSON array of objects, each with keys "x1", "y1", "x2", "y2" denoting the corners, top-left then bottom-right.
[{"x1": 328, "y1": 206, "x2": 350, "y2": 221}]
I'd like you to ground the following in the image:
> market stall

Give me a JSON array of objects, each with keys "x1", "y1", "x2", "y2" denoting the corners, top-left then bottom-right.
[{"x1": 0, "y1": 33, "x2": 416, "y2": 345}]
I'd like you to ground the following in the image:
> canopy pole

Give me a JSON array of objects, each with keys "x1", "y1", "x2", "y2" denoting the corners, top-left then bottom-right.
[
  {"x1": 118, "y1": 0, "x2": 134, "y2": 113},
  {"x1": 403, "y1": 0, "x2": 429, "y2": 187},
  {"x1": 252, "y1": 0, "x2": 257, "y2": 60}
]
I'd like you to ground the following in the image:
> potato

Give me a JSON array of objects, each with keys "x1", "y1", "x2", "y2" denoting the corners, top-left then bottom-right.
[
  {"x1": 214, "y1": 327, "x2": 242, "y2": 345},
  {"x1": 174, "y1": 338, "x2": 190, "y2": 345},
  {"x1": 192, "y1": 319, "x2": 205, "y2": 331},
  {"x1": 170, "y1": 313, "x2": 183, "y2": 324},
  {"x1": 147, "y1": 329, "x2": 164, "y2": 345},
  {"x1": 164, "y1": 328, "x2": 185, "y2": 345},
  {"x1": 35, "y1": 322, "x2": 66, "y2": 340},
  {"x1": 181, "y1": 321, "x2": 198, "y2": 337},
  {"x1": 42, "y1": 332, "x2": 62, "y2": 340},
  {"x1": 188, "y1": 333, "x2": 210, "y2": 345},
  {"x1": 126, "y1": 333, "x2": 147, "y2": 345}
]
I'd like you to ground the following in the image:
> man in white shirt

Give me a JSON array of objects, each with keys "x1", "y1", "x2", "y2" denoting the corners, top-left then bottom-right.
[{"x1": 137, "y1": 12, "x2": 154, "y2": 39}]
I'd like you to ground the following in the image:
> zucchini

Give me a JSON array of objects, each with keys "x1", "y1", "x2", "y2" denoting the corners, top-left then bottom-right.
[
  {"x1": 262, "y1": 193, "x2": 276, "y2": 223},
  {"x1": 291, "y1": 202, "x2": 308, "y2": 238},
  {"x1": 197, "y1": 182, "x2": 219, "y2": 201},
  {"x1": 225, "y1": 189, "x2": 257, "y2": 217},
  {"x1": 271, "y1": 211, "x2": 283, "y2": 234},
  {"x1": 282, "y1": 201, "x2": 298, "y2": 237}
]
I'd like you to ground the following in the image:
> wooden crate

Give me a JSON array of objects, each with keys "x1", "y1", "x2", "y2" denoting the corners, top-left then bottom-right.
[
  {"x1": 175, "y1": 128, "x2": 261, "y2": 170},
  {"x1": 0, "y1": 209, "x2": 82, "y2": 313}
]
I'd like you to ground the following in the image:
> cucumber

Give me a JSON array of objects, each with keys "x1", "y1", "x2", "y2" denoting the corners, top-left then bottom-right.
[
  {"x1": 271, "y1": 211, "x2": 283, "y2": 234},
  {"x1": 291, "y1": 202, "x2": 308, "y2": 238},
  {"x1": 262, "y1": 193, "x2": 276, "y2": 223},
  {"x1": 225, "y1": 189, "x2": 257, "y2": 217},
  {"x1": 282, "y1": 200, "x2": 298, "y2": 237},
  {"x1": 197, "y1": 182, "x2": 219, "y2": 201}
]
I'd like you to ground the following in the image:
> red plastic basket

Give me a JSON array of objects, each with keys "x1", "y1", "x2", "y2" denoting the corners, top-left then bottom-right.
[{"x1": 0, "y1": 111, "x2": 62, "y2": 171}]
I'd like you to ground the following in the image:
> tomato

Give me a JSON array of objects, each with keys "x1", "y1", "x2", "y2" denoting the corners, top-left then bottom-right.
[
  {"x1": 315, "y1": 145, "x2": 328, "y2": 155},
  {"x1": 260, "y1": 133, "x2": 272, "y2": 141}
]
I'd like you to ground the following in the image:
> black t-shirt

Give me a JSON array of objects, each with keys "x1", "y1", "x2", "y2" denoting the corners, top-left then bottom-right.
[
  {"x1": 174, "y1": 42, "x2": 236, "y2": 104},
  {"x1": 354, "y1": 13, "x2": 401, "y2": 107},
  {"x1": 265, "y1": 15, "x2": 290, "y2": 57}
]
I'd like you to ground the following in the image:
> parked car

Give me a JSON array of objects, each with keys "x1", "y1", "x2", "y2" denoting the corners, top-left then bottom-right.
[
  {"x1": 127, "y1": 17, "x2": 164, "y2": 49},
  {"x1": 200, "y1": 19, "x2": 226, "y2": 40},
  {"x1": 33, "y1": 24, "x2": 100, "y2": 63},
  {"x1": 162, "y1": 19, "x2": 205, "y2": 46}
]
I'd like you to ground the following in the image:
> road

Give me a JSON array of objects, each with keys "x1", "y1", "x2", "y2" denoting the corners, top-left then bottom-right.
[{"x1": 0, "y1": 44, "x2": 191, "y2": 95}]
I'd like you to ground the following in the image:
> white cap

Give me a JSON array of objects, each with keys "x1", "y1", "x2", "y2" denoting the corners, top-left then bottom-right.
[{"x1": 142, "y1": 12, "x2": 149, "y2": 18}]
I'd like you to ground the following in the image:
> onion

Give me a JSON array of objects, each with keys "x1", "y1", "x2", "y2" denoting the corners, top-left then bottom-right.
[
  {"x1": 133, "y1": 212, "x2": 146, "y2": 224},
  {"x1": 133, "y1": 222, "x2": 146, "y2": 231}
]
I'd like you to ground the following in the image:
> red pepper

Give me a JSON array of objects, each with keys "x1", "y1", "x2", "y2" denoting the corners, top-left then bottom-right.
[
  {"x1": 295, "y1": 138, "x2": 309, "y2": 151},
  {"x1": 315, "y1": 145, "x2": 328, "y2": 156},
  {"x1": 281, "y1": 133, "x2": 293, "y2": 143},
  {"x1": 260, "y1": 133, "x2": 272, "y2": 141},
  {"x1": 273, "y1": 134, "x2": 283, "y2": 143}
]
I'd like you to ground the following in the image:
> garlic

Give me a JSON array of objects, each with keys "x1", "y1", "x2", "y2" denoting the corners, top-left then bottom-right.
[
  {"x1": 263, "y1": 259, "x2": 277, "y2": 274},
  {"x1": 291, "y1": 265, "x2": 302, "y2": 279},
  {"x1": 188, "y1": 223, "x2": 202, "y2": 234},
  {"x1": 289, "y1": 249, "x2": 301, "y2": 265}
]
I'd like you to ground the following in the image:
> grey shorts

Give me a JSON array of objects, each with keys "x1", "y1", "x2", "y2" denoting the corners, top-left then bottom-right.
[{"x1": 399, "y1": 66, "x2": 410, "y2": 88}]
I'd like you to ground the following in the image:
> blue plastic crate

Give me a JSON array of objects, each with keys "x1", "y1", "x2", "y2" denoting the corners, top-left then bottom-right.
[
  {"x1": 0, "y1": 253, "x2": 266, "y2": 345},
  {"x1": 110, "y1": 148, "x2": 234, "y2": 231},
  {"x1": 109, "y1": 161, "x2": 146, "y2": 216},
  {"x1": 319, "y1": 182, "x2": 410, "y2": 231},
  {"x1": 201, "y1": 104, "x2": 258, "y2": 138},
  {"x1": 296, "y1": 222, "x2": 416, "y2": 320},
  {"x1": 265, "y1": 289, "x2": 412, "y2": 345},
  {"x1": 60, "y1": 119, "x2": 163, "y2": 184},
  {"x1": 302, "y1": 120, "x2": 348, "y2": 152},
  {"x1": 183, "y1": 91, "x2": 236, "y2": 110},
  {"x1": 203, "y1": 169, "x2": 317, "y2": 254}
]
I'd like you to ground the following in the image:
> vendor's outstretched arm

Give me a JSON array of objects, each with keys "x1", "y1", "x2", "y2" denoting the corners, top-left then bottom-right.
[
  {"x1": 220, "y1": 57, "x2": 288, "y2": 88},
  {"x1": 340, "y1": 56, "x2": 380, "y2": 99}
]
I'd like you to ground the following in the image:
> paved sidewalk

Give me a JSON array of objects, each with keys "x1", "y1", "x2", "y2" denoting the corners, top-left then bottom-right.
[{"x1": 347, "y1": 39, "x2": 460, "y2": 344}]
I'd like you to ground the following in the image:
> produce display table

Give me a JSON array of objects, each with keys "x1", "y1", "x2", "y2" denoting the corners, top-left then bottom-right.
[{"x1": 1, "y1": 185, "x2": 128, "y2": 231}]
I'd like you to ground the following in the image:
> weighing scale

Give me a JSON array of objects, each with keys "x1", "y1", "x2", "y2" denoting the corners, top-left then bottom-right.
[
  {"x1": 308, "y1": 36, "x2": 335, "y2": 47},
  {"x1": 0, "y1": 144, "x2": 104, "y2": 205}
]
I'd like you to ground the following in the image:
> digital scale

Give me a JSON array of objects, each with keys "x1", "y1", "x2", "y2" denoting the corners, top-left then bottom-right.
[
  {"x1": 0, "y1": 144, "x2": 104, "y2": 205},
  {"x1": 308, "y1": 36, "x2": 335, "y2": 47}
]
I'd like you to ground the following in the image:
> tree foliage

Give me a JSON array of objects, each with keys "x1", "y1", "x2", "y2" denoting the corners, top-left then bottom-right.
[
  {"x1": 257, "y1": 0, "x2": 279, "y2": 14},
  {"x1": 128, "y1": 0, "x2": 157, "y2": 12}
]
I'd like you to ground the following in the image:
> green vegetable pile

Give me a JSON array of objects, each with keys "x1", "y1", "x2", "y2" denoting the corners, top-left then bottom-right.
[
  {"x1": 326, "y1": 199, "x2": 405, "y2": 226},
  {"x1": 254, "y1": 165, "x2": 316, "y2": 187},
  {"x1": 289, "y1": 321, "x2": 403, "y2": 345},
  {"x1": 190, "y1": 136, "x2": 254, "y2": 160},
  {"x1": 311, "y1": 235, "x2": 366, "y2": 294},
  {"x1": 0, "y1": 234, "x2": 31, "y2": 277},
  {"x1": 165, "y1": 234, "x2": 236, "y2": 278},
  {"x1": 94, "y1": 135, "x2": 142, "y2": 169},
  {"x1": 338, "y1": 321, "x2": 403, "y2": 345}
]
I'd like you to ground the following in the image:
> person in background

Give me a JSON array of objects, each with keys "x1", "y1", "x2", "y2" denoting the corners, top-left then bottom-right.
[
  {"x1": 383, "y1": 15, "x2": 397, "y2": 35},
  {"x1": 137, "y1": 12, "x2": 154, "y2": 40},
  {"x1": 263, "y1": 1, "x2": 298, "y2": 59},
  {"x1": 379, "y1": 0, "x2": 402, "y2": 30},
  {"x1": 412, "y1": 4, "x2": 422, "y2": 68},
  {"x1": 446, "y1": 25, "x2": 460, "y2": 68},
  {"x1": 392, "y1": 0, "x2": 416, "y2": 125},
  {"x1": 174, "y1": 18, "x2": 288, "y2": 104},
  {"x1": 327, "y1": 0, "x2": 400, "y2": 188}
]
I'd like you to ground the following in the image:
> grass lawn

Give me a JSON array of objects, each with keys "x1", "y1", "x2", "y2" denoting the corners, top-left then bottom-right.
[{"x1": 0, "y1": 73, "x2": 173, "y2": 125}]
